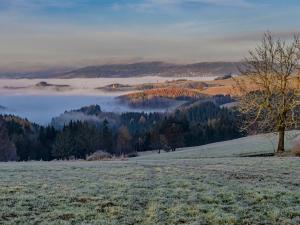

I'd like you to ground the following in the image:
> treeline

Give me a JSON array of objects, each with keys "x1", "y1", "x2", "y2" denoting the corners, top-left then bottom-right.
[
  {"x1": 124, "y1": 87, "x2": 204, "y2": 101},
  {"x1": 0, "y1": 102, "x2": 242, "y2": 161}
]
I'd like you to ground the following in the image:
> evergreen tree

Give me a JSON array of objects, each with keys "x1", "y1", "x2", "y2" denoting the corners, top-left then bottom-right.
[{"x1": 102, "y1": 119, "x2": 113, "y2": 153}]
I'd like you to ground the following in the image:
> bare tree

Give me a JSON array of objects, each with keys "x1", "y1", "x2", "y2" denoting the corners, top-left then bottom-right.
[{"x1": 236, "y1": 32, "x2": 300, "y2": 153}]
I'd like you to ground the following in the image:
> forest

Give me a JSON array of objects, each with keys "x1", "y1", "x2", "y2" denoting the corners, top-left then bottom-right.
[{"x1": 0, "y1": 100, "x2": 241, "y2": 161}]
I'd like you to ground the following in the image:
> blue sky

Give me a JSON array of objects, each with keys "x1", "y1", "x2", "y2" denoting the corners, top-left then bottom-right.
[{"x1": 0, "y1": 0, "x2": 299, "y2": 69}]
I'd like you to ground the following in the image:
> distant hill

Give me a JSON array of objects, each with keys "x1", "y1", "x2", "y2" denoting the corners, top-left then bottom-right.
[
  {"x1": 59, "y1": 61, "x2": 240, "y2": 78},
  {"x1": 0, "y1": 61, "x2": 241, "y2": 78},
  {"x1": 118, "y1": 87, "x2": 208, "y2": 109},
  {"x1": 0, "y1": 67, "x2": 72, "y2": 79}
]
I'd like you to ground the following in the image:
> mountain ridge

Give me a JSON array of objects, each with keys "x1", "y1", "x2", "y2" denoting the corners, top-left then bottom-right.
[
  {"x1": 59, "y1": 61, "x2": 240, "y2": 78},
  {"x1": 0, "y1": 61, "x2": 241, "y2": 78}
]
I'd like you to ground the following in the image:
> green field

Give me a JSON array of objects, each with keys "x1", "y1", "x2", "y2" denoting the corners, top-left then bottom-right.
[{"x1": 1, "y1": 133, "x2": 300, "y2": 225}]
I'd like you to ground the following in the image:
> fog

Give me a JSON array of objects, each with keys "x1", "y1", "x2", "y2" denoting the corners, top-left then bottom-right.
[
  {"x1": 0, "y1": 76, "x2": 217, "y2": 96},
  {"x1": 0, "y1": 95, "x2": 175, "y2": 125},
  {"x1": 0, "y1": 76, "x2": 216, "y2": 125}
]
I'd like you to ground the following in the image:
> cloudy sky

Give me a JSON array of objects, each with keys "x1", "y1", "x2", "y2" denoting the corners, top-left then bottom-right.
[{"x1": 0, "y1": 0, "x2": 299, "y2": 70}]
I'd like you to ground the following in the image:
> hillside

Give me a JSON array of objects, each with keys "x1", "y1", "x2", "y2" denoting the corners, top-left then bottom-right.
[
  {"x1": 118, "y1": 87, "x2": 207, "y2": 109},
  {"x1": 135, "y1": 130, "x2": 300, "y2": 160},
  {"x1": 97, "y1": 79, "x2": 208, "y2": 92},
  {"x1": 123, "y1": 87, "x2": 205, "y2": 100}
]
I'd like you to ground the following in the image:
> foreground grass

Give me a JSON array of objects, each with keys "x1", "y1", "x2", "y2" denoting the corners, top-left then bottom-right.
[{"x1": 0, "y1": 157, "x2": 299, "y2": 225}]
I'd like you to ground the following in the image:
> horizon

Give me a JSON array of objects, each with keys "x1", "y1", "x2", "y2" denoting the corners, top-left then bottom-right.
[
  {"x1": 0, "y1": 0, "x2": 300, "y2": 71},
  {"x1": 0, "y1": 60, "x2": 240, "y2": 74}
]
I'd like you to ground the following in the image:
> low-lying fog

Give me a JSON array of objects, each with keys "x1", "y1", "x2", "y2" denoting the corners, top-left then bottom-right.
[
  {"x1": 0, "y1": 76, "x2": 217, "y2": 96},
  {"x1": 0, "y1": 95, "x2": 181, "y2": 125},
  {"x1": 0, "y1": 76, "x2": 216, "y2": 125}
]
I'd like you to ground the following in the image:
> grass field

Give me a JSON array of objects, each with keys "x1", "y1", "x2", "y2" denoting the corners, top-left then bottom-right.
[{"x1": 0, "y1": 133, "x2": 300, "y2": 225}]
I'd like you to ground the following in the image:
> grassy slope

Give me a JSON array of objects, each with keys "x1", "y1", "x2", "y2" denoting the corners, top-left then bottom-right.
[
  {"x1": 135, "y1": 131, "x2": 300, "y2": 160},
  {"x1": 0, "y1": 133, "x2": 300, "y2": 225}
]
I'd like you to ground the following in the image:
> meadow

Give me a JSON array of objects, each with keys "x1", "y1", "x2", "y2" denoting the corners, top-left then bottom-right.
[
  {"x1": 0, "y1": 133, "x2": 299, "y2": 225},
  {"x1": 136, "y1": 131, "x2": 300, "y2": 160}
]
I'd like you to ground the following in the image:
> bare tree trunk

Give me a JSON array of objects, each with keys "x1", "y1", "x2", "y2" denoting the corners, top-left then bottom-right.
[{"x1": 277, "y1": 128, "x2": 285, "y2": 153}]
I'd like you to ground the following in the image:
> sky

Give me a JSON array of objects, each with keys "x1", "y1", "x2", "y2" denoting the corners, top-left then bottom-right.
[{"x1": 0, "y1": 0, "x2": 299, "y2": 70}]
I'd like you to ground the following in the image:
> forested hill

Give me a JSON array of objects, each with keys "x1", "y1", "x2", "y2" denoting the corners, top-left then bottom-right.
[{"x1": 0, "y1": 101, "x2": 241, "y2": 161}]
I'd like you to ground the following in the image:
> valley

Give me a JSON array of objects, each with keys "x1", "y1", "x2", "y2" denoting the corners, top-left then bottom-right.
[{"x1": 0, "y1": 76, "x2": 237, "y2": 124}]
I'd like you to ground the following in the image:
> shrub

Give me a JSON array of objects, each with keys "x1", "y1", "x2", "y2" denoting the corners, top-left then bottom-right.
[
  {"x1": 86, "y1": 151, "x2": 112, "y2": 161},
  {"x1": 127, "y1": 152, "x2": 138, "y2": 158},
  {"x1": 292, "y1": 145, "x2": 300, "y2": 157}
]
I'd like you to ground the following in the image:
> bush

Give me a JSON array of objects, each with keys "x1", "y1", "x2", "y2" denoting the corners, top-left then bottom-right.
[
  {"x1": 292, "y1": 145, "x2": 300, "y2": 157},
  {"x1": 127, "y1": 152, "x2": 138, "y2": 158},
  {"x1": 86, "y1": 151, "x2": 112, "y2": 161}
]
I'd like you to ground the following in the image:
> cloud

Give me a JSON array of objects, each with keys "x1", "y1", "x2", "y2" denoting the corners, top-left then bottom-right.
[
  {"x1": 149, "y1": 0, "x2": 252, "y2": 7},
  {"x1": 217, "y1": 30, "x2": 300, "y2": 43},
  {"x1": 113, "y1": 0, "x2": 253, "y2": 12},
  {"x1": 0, "y1": 0, "x2": 83, "y2": 21},
  {"x1": 0, "y1": 0, "x2": 78, "y2": 9},
  {"x1": 0, "y1": 20, "x2": 261, "y2": 68},
  {"x1": 0, "y1": 0, "x2": 298, "y2": 70}
]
